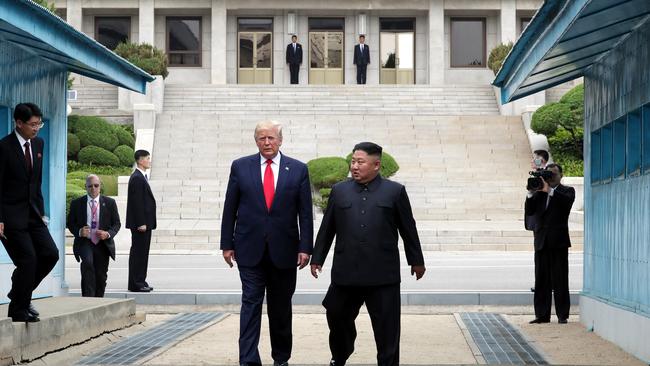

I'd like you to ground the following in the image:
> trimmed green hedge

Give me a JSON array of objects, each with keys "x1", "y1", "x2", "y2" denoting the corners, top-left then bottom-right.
[
  {"x1": 66, "y1": 184, "x2": 86, "y2": 216},
  {"x1": 531, "y1": 102, "x2": 573, "y2": 136},
  {"x1": 114, "y1": 145, "x2": 135, "y2": 167},
  {"x1": 68, "y1": 161, "x2": 133, "y2": 176},
  {"x1": 67, "y1": 133, "x2": 80, "y2": 158},
  {"x1": 113, "y1": 125, "x2": 135, "y2": 148},
  {"x1": 114, "y1": 42, "x2": 169, "y2": 78},
  {"x1": 74, "y1": 116, "x2": 120, "y2": 151},
  {"x1": 78, "y1": 146, "x2": 121, "y2": 167},
  {"x1": 345, "y1": 151, "x2": 400, "y2": 178},
  {"x1": 307, "y1": 157, "x2": 349, "y2": 190}
]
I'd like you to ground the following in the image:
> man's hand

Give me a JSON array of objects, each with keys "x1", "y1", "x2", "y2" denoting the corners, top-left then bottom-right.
[
  {"x1": 137, "y1": 225, "x2": 147, "y2": 232},
  {"x1": 541, "y1": 178, "x2": 550, "y2": 193},
  {"x1": 411, "y1": 265, "x2": 426, "y2": 280},
  {"x1": 80, "y1": 226, "x2": 90, "y2": 238},
  {"x1": 297, "y1": 253, "x2": 310, "y2": 269},
  {"x1": 96, "y1": 230, "x2": 110, "y2": 241},
  {"x1": 0, "y1": 222, "x2": 5, "y2": 239},
  {"x1": 223, "y1": 250, "x2": 236, "y2": 268},
  {"x1": 310, "y1": 264, "x2": 322, "y2": 279}
]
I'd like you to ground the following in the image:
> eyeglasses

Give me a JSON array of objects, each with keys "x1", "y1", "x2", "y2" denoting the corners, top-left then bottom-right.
[
  {"x1": 86, "y1": 184, "x2": 100, "y2": 188},
  {"x1": 21, "y1": 121, "x2": 45, "y2": 129}
]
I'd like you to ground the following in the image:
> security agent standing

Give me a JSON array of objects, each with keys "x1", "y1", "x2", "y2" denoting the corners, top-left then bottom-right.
[
  {"x1": 311, "y1": 142, "x2": 425, "y2": 366},
  {"x1": 286, "y1": 35, "x2": 303, "y2": 84},
  {"x1": 353, "y1": 35, "x2": 370, "y2": 84},
  {"x1": 525, "y1": 163, "x2": 575, "y2": 324},
  {"x1": 67, "y1": 174, "x2": 121, "y2": 297}
]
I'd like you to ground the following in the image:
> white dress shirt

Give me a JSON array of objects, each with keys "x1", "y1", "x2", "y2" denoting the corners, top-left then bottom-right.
[
  {"x1": 15, "y1": 131, "x2": 33, "y2": 167},
  {"x1": 260, "y1": 152, "x2": 281, "y2": 189},
  {"x1": 86, "y1": 195, "x2": 101, "y2": 227},
  {"x1": 136, "y1": 167, "x2": 149, "y2": 182}
]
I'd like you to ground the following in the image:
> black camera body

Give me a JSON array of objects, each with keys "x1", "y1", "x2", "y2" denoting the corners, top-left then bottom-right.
[{"x1": 527, "y1": 169, "x2": 553, "y2": 191}]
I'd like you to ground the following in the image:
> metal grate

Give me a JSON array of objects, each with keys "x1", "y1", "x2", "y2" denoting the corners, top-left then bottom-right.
[
  {"x1": 77, "y1": 312, "x2": 225, "y2": 365},
  {"x1": 460, "y1": 312, "x2": 548, "y2": 365}
]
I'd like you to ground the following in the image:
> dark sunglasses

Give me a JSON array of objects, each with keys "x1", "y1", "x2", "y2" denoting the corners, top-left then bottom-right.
[{"x1": 86, "y1": 184, "x2": 100, "y2": 188}]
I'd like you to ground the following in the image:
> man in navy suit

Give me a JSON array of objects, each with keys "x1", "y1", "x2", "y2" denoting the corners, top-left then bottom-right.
[
  {"x1": 126, "y1": 150, "x2": 157, "y2": 292},
  {"x1": 353, "y1": 35, "x2": 370, "y2": 84},
  {"x1": 221, "y1": 120, "x2": 313, "y2": 366},
  {"x1": 0, "y1": 103, "x2": 59, "y2": 322},
  {"x1": 286, "y1": 35, "x2": 303, "y2": 84}
]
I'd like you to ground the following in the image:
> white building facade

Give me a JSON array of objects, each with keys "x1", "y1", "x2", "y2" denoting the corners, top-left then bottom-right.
[{"x1": 54, "y1": 0, "x2": 542, "y2": 86}]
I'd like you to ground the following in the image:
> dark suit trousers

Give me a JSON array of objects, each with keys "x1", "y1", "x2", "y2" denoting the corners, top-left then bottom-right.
[
  {"x1": 128, "y1": 229, "x2": 152, "y2": 290},
  {"x1": 356, "y1": 64, "x2": 368, "y2": 84},
  {"x1": 534, "y1": 246, "x2": 570, "y2": 320},
  {"x1": 289, "y1": 64, "x2": 300, "y2": 84},
  {"x1": 3, "y1": 210, "x2": 59, "y2": 314},
  {"x1": 238, "y1": 250, "x2": 297, "y2": 365},
  {"x1": 323, "y1": 283, "x2": 401, "y2": 366},
  {"x1": 78, "y1": 241, "x2": 110, "y2": 297}
]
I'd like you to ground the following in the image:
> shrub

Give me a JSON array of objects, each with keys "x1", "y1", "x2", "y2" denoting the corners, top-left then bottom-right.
[
  {"x1": 114, "y1": 42, "x2": 169, "y2": 78},
  {"x1": 345, "y1": 151, "x2": 400, "y2": 178},
  {"x1": 98, "y1": 174, "x2": 118, "y2": 196},
  {"x1": 488, "y1": 42, "x2": 513, "y2": 76},
  {"x1": 67, "y1": 133, "x2": 80, "y2": 159},
  {"x1": 548, "y1": 127, "x2": 583, "y2": 160},
  {"x1": 66, "y1": 184, "x2": 86, "y2": 216},
  {"x1": 78, "y1": 146, "x2": 121, "y2": 167},
  {"x1": 68, "y1": 161, "x2": 133, "y2": 176},
  {"x1": 559, "y1": 83, "x2": 584, "y2": 123},
  {"x1": 307, "y1": 157, "x2": 349, "y2": 190},
  {"x1": 67, "y1": 170, "x2": 91, "y2": 180},
  {"x1": 73, "y1": 116, "x2": 120, "y2": 151},
  {"x1": 66, "y1": 178, "x2": 86, "y2": 190},
  {"x1": 67, "y1": 115, "x2": 82, "y2": 133},
  {"x1": 113, "y1": 125, "x2": 135, "y2": 148},
  {"x1": 114, "y1": 145, "x2": 135, "y2": 167},
  {"x1": 552, "y1": 151, "x2": 584, "y2": 177},
  {"x1": 531, "y1": 102, "x2": 573, "y2": 136}
]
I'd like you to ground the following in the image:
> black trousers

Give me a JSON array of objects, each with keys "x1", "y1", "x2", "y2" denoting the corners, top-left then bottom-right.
[
  {"x1": 128, "y1": 229, "x2": 151, "y2": 290},
  {"x1": 238, "y1": 250, "x2": 297, "y2": 365},
  {"x1": 323, "y1": 283, "x2": 401, "y2": 366},
  {"x1": 289, "y1": 64, "x2": 300, "y2": 84},
  {"x1": 78, "y1": 240, "x2": 110, "y2": 297},
  {"x1": 534, "y1": 246, "x2": 570, "y2": 320},
  {"x1": 356, "y1": 64, "x2": 368, "y2": 84},
  {"x1": 2, "y1": 210, "x2": 59, "y2": 316}
]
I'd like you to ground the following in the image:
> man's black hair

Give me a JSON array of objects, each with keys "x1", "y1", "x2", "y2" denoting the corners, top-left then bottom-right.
[
  {"x1": 534, "y1": 149, "x2": 549, "y2": 162},
  {"x1": 134, "y1": 149, "x2": 150, "y2": 162},
  {"x1": 353, "y1": 142, "x2": 382, "y2": 158},
  {"x1": 14, "y1": 103, "x2": 42, "y2": 123},
  {"x1": 546, "y1": 163, "x2": 563, "y2": 175}
]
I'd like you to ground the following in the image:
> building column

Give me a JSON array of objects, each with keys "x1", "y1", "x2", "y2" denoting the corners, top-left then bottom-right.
[
  {"x1": 67, "y1": 0, "x2": 82, "y2": 31},
  {"x1": 211, "y1": 0, "x2": 227, "y2": 84},
  {"x1": 428, "y1": 0, "x2": 444, "y2": 85},
  {"x1": 500, "y1": 0, "x2": 517, "y2": 44},
  {"x1": 139, "y1": 0, "x2": 155, "y2": 45}
]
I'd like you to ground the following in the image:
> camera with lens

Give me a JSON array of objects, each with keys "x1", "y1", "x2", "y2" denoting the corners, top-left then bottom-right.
[{"x1": 527, "y1": 169, "x2": 553, "y2": 191}]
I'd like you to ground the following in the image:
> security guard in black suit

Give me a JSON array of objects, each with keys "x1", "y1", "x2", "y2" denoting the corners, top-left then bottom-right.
[
  {"x1": 525, "y1": 163, "x2": 575, "y2": 324},
  {"x1": 311, "y1": 142, "x2": 425, "y2": 366},
  {"x1": 286, "y1": 35, "x2": 303, "y2": 84}
]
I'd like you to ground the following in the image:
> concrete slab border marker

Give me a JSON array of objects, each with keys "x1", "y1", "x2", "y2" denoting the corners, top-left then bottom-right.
[{"x1": 454, "y1": 312, "x2": 487, "y2": 364}]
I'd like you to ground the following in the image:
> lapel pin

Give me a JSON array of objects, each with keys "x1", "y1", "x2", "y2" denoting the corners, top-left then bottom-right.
[
  {"x1": 285, "y1": 166, "x2": 290, "y2": 171},
  {"x1": 37, "y1": 153, "x2": 42, "y2": 158}
]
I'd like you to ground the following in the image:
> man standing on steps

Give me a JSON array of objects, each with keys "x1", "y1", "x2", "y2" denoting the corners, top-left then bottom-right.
[
  {"x1": 286, "y1": 35, "x2": 302, "y2": 84},
  {"x1": 67, "y1": 174, "x2": 121, "y2": 297},
  {"x1": 525, "y1": 163, "x2": 574, "y2": 325},
  {"x1": 0, "y1": 103, "x2": 59, "y2": 323},
  {"x1": 353, "y1": 35, "x2": 370, "y2": 84},
  {"x1": 311, "y1": 142, "x2": 425, "y2": 366},
  {"x1": 126, "y1": 150, "x2": 156, "y2": 293},
  {"x1": 221, "y1": 120, "x2": 313, "y2": 366}
]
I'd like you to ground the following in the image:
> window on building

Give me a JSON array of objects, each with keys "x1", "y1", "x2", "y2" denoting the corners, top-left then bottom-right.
[
  {"x1": 591, "y1": 129, "x2": 601, "y2": 184},
  {"x1": 520, "y1": 18, "x2": 532, "y2": 35},
  {"x1": 450, "y1": 18, "x2": 486, "y2": 68},
  {"x1": 238, "y1": 18, "x2": 273, "y2": 32},
  {"x1": 627, "y1": 108, "x2": 642, "y2": 177},
  {"x1": 167, "y1": 17, "x2": 202, "y2": 67},
  {"x1": 308, "y1": 18, "x2": 345, "y2": 31},
  {"x1": 95, "y1": 17, "x2": 130, "y2": 50},
  {"x1": 643, "y1": 103, "x2": 650, "y2": 174},
  {"x1": 601, "y1": 124, "x2": 613, "y2": 183},
  {"x1": 613, "y1": 116, "x2": 626, "y2": 180},
  {"x1": 380, "y1": 18, "x2": 415, "y2": 31}
]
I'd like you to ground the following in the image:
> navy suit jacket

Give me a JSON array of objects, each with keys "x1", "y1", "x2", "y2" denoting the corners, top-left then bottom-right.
[
  {"x1": 286, "y1": 43, "x2": 303, "y2": 65},
  {"x1": 220, "y1": 153, "x2": 313, "y2": 269},
  {"x1": 354, "y1": 44, "x2": 370, "y2": 66}
]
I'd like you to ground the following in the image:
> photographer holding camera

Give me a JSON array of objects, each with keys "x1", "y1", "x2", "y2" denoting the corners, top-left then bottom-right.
[{"x1": 525, "y1": 163, "x2": 575, "y2": 324}]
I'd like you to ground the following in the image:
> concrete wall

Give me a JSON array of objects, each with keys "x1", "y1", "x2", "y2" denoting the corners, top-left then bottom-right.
[
  {"x1": 581, "y1": 16, "x2": 650, "y2": 364},
  {"x1": 0, "y1": 41, "x2": 68, "y2": 303}
]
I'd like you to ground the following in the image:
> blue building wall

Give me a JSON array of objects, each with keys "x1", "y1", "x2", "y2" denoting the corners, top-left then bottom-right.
[
  {"x1": 583, "y1": 18, "x2": 650, "y2": 316},
  {"x1": 0, "y1": 40, "x2": 68, "y2": 302}
]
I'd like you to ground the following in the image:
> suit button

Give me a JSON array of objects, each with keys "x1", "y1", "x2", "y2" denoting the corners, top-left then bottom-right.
[
  {"x1": 361, "y1": 210, "x2": 366, "y2": 214},
  {"x1": 361, "y1": 224, "x2": 366, "y2": 228},
  {"x1": 362, "y1": 197, "x2": 367, "y2": 201}
]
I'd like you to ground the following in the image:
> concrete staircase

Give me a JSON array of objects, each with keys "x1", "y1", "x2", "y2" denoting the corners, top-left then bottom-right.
[
  {"x1": 69, "y1": 82, "x2": 118, "y2": 110},
  {"x1": 110, "y1": 85, "x2": 582, "y2": 252}
]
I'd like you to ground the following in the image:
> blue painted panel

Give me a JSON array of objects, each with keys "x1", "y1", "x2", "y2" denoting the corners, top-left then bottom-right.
[
  {"x1": 601, "y1": 124, "x2": 613, "y2": 183},
  {"x1": 0, "y1": 106, "x2": 10, "y2": 265},
  {"x1": 39, "y1": 119, "x2": 50, "y2": 215},
  {"x1": 626, "y1": 108, "x2": 641, "y2": 177},
  {"x1": 643, "y1": 104, "x2": 650, "y2": 174},
  {"x1": 613, "y1": 117, "x2": 626, "y2": 180},
  {"x1": 591, "y1": 129, "x2": 601, "y2": 184}
]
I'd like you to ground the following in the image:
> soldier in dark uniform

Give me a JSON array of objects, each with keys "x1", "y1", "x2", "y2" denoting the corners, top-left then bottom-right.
[{"x1": 310, "y1": 142, "x2": 426, "y2": 366}]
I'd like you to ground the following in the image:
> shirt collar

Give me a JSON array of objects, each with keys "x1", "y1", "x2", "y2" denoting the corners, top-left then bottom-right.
[
  {"x1": 136, "y1": 167, "x2": 148, "y2": 177},
  {"x1": 260, "y1": 151, "x2": 282, "y2": 166},
  {"x1": 355, "y1": 174, "x2": 381, "y2": 192},
  {"x1": 15, "y1": 130, "x2": 29, "y2": 147},
  {"x1": 87, "y1": 194, "x2": 100, "y2": 203}
]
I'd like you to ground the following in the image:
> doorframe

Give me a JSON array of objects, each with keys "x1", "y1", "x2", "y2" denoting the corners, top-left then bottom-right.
[
  {"x1": 307, "y1": 17, "x2": 346, "y2": 84},
  {"x1": 379, "y1": 17, "x2": 416, "y2": 84},
  {"x1": 236, "y1": 17, "x2": 274, "y2": 84}
]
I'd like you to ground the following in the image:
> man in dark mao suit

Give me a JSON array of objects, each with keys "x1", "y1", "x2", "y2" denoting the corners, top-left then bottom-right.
[
  {"x1": 286, "y1": 35, "x2": 303, "y2": 84},
  {"x1": 221, "y1": 120, "x2": 313, "y2": 366},
  {"x1": 525, "y1": 163, "x2": 575, "y2": 324},
  {"x1": 311, "y1": 142, "x2": 425, "y2": 366},
  {"x1": 0, "y1": 103, "x2": 59, "y2": 322},
  {"x1": 126, "y1": 149, "x2": 157, "y2": 292}
]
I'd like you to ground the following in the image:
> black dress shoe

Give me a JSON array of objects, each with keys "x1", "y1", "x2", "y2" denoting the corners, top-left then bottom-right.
[
  {"x1": 273, "y1": 362, "x2": 288, "y2": 366},
  {"x1": 558, "y1": 318, "x2": 568, "y2": 324},
  {"x1": 9, "y1": 310, "x2": 40, "y2": 323},
  {"x1": 28, "y1": 302, "x2": 40, "y2": 317},
  {"x1": 129, "y1": 287, "x2": 152, "y2": 292},
  {"x1": 529, "y1": 318, "x2": 551, "y2": 324},
  {"x1": 530, "y1": 287, "x2": 535, "y2": 292},
  {"x1": 329, "y1": 360, "x2": 345, "y2": 366}
]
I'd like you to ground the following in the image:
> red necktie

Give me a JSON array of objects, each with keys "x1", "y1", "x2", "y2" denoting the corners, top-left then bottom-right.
[
  {"x1": 263, "y1": 159, "x2": 275, "y2": 211},
  {"x1": 24, "y1": 141, "x2": 32, "y2": 175}
]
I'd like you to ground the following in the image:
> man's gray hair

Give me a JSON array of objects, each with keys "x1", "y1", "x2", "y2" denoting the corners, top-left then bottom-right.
[
  {"x1": 254, "y1": 120, "x2": 283, "y2": 139},
  {"x1": 85, "y1": 174, "x2": 101, "y2": 185}
]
